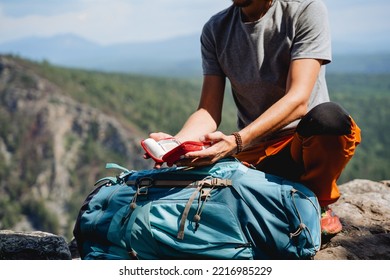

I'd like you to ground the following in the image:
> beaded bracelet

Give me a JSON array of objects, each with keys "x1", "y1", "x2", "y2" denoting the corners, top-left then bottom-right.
[{"x1": 231, "y1": 132, "x2": 243, "y2": 154}]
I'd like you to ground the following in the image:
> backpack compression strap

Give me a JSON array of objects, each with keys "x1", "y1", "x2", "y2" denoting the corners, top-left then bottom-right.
[{"x1": 177, "y1": 178, "x2": 232, "y2": 240}]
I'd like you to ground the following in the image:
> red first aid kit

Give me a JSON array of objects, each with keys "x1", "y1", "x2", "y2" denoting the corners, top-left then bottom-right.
[{"x1": 141, "y1": 138, "x2": 210, "y2": 165}]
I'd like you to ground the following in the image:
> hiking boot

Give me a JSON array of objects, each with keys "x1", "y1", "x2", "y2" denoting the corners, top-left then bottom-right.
[{"x1": 321, "y1": 206, "x2": 342, "y2": 235}]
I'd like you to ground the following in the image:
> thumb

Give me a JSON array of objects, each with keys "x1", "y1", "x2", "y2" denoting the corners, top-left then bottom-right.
[
  {"x1": 200, "y1": 131, "x2": 225, "y2": 143},
  {"x1": 149, "y1": 132, "x2": 173, "y2": 141}
]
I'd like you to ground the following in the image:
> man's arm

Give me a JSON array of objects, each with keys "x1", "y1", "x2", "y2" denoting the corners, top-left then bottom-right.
[
  {"x1": 239, "y1": 58, "x2": 323, "y2": 148},
  {"x1": 173, "y1": 75, "x2": 226, "y2": 142}
]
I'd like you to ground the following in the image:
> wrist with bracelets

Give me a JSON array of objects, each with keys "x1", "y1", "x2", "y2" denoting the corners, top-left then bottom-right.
[{"x1": 231, "y1": 132, "x2": 243, "y2": 154}]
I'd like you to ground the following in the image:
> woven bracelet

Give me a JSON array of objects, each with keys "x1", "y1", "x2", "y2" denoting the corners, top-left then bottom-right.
[{"x1": 231, "y1": 132, "x2": 243, "y2": 154}]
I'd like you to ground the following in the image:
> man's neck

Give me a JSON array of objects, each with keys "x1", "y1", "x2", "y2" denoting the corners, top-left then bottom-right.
[{"x1": 241, "y1": 0, "x2": 272, "y2": 22}]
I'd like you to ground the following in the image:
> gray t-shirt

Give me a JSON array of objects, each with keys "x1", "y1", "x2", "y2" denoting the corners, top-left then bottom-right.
[{"x1": 201, "y1": 0, "x2": 331, "y2": 137}]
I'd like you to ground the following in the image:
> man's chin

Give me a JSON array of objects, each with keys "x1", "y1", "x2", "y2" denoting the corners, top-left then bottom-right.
[{"x1": 232, "y1": 0, "x2": 253, "y2": 8}]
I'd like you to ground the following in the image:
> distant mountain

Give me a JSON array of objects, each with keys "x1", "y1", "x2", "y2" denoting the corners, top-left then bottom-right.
[
  {"x1": 1, "y1": 33, "x2": 390, "y2": 76},
  {"x1": 0, "y1": 34, "x2": 101, "y2": 63},
  {"x1": 331, "y1": 38, "x2": 390, "y2": 55},
  {"x1": 0, "y1": 33, "x2": 202, "y2": 77},
  {"x1": 329, "y1": 53, "x2": 390, "y2": 74}
]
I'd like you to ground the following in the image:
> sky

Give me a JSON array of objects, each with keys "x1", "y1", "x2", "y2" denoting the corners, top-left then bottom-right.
[{"x1": 0, "y1": 0, "x2": 389, "y2": 47}]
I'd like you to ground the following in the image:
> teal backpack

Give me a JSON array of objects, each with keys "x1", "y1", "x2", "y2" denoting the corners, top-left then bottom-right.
[{"x1": 73, "y1": 158, "x2": 321, "y2": 260}]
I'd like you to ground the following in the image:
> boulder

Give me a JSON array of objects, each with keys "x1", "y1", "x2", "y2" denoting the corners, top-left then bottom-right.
[
  {"x1": 0, "y1": 230, "x2": 71, "y2": 260},
  {"x1": 315, "y1": 179, "x2": 390, "y2": 260}
]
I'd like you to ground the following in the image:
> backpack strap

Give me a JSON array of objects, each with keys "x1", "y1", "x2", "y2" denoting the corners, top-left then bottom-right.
[
  {"x1": 126, "y1": 179, "x2": 195, "y2": 187},
  {"x1": 177, "y1": 177, "x2": 232, "y2": 240},
  {"x1": 105, "y1": 163, "x2": 136, "y2": 184},
  {"x1": 126, "y1": 177, "x2": 232, "y2": 188},
  {"x1": 105, "y1": 163, "x2": 131, "y2": 173},
  {"x1": 177, "y1": 182, "x2": 202, "y2": 240}
]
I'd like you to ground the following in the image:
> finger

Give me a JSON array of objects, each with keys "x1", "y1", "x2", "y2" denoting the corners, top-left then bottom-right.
[
  {"x1": 149, "y1": 132, "x2": 173, "y2": 141},
  {"x1": 183, "y1": 148, "x2": 214, "y2": 159}
]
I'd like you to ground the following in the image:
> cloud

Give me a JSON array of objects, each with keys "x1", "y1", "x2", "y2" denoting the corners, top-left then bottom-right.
[
  {"x1": 0, "y1": 0, "x2": 228, "y2": 45},
  {"x1": 0, "y1": 0, "x2": 83, "y2": 17},
  {"x1": 325, "y1": 0, "x2": 390, "y2": 42},
  {"x1": 0, "y1": 0, "x2": 389, "y2": 47}
]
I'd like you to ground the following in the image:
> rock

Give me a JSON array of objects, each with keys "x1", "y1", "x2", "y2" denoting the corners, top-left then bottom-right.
[
  {"x1": 315, "y1": 179, "x2": 390, "y2": 260},
  {"x1": 68, "y1": 238, "x2": 80, "y2": 259},
  {"x1": 0, "y1": 230, "x2": 71, "y2": 260}
]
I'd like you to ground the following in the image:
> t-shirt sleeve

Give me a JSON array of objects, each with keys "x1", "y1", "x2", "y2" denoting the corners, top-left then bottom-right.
[
  {"x1": 291, "y1": 0, "x2": 332, "y2": 64},
  {"x1": 201, "y1": 22, "x2": 226, "y2": 76}
]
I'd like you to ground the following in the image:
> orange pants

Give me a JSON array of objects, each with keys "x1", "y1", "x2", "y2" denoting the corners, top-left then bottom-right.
[{"x1": 236, "y1": 117, "x2": 361, "y2": 206}]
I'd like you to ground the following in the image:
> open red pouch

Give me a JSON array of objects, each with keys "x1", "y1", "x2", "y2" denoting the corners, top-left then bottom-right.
[
  {"x1": 141, "y1": 138, "x2": 210, "y2": 165},
  {"x1": 162, "y1": 141, "x2": 209, "y2": 165}
]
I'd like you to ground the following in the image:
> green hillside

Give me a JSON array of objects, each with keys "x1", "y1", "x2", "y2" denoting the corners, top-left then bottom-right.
[
  {"x1": 13, "y1": 56, "x2": 238, "y2": 137},
  {"x1": 327, "y1": 73, "x2": 390, "y2": 182}
]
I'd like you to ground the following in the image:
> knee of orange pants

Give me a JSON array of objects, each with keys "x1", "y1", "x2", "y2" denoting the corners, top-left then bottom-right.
[{"x1": 291, "y1": 117, "x2": 361, "y2": 206}]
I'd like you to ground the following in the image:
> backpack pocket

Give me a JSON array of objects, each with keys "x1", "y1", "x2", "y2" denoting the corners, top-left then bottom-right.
[
  {"x1": 126, "y1": 194, "x2": 254, "y2": 260},
  {"x1": 151, "y1": 200, "x2": 253, "y2": 259}
]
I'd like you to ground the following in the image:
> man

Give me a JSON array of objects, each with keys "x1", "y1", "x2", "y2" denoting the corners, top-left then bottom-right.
[{"x1": 147, "y1": 0, "x2": 361, "y2": 235}]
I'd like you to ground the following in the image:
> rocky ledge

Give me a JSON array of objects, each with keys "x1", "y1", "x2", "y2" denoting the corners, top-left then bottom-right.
[
  {"x1": 315, "y1": 179, "x2": 390, "y2": 259},
  {"x1": 0, "y1": 230, "x2": 72, "y2": 260},
  {"x1": 1, "y1": 179, "x2": 389, "y2": 260}
]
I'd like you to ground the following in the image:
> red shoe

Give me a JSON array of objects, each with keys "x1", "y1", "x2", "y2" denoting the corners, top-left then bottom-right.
[{"x1": 321, "y1": 206, "x2": 342, "y2": 235}]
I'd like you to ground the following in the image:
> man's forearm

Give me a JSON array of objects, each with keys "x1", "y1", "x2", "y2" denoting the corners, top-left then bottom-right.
[{"x1": 174, "y1": 108, "x2": 218, "y2": 143}]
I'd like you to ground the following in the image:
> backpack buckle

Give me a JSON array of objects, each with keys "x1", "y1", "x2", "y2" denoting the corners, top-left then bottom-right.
[{"x1": 136, "y1": 177, "x2": 154, "y2": 196}]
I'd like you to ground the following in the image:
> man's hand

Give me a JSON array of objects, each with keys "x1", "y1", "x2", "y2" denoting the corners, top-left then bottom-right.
[
  {"x1": 143, "y1": 132, "x2": 173, "y2": 169},
  {"x1": 175, "y1": 131, "x2": 237, "y2": 167}
]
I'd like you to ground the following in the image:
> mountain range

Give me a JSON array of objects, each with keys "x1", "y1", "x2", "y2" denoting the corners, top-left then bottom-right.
[
  {"x1": 0, "y1": 33, "x2": 389, "y2": 77},
  {"x1": 0, "y1": 34, "x2": 202, "y2": 77}
]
